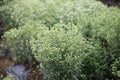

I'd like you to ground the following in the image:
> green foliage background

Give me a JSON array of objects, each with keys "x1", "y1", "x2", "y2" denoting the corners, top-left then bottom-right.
[{"x1": 1, "y1": 0, "x2": 120, "y2": 79}]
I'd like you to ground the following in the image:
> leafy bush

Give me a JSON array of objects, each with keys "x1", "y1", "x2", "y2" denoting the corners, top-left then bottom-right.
[
  {"x1": 30, "y1": 25, "x2": 95, "y2": 80},
  {"x1": 112, "y1": 57, "x2": 120, "y2": 78},
  {"x1": 3, "y1": 23, "x2": 46, "y2": 63},
  {"x1": 81, "y1": 44, "x2": 115, "y2": 79},
  {"x1": 2, "y1": 0, "x2": 120, "y2": 79},
  {"x1": 4, "y1": 0, "x2": 107, "y2": 29},
  {"x1": 0, "y1": 0, "x2": 13, "y2": 24},
  {"x1": 82, "y1": 50, "x2": 120, "y2": 79},
  {"x1": 4, "y1": 22, "x2": 95, "y2": 80},
  {"x1": 4, "y1": 0, "x2": 63, "y2": 29},
  {"x1": 80, "y1": 6, "x2": 120, "y2": 79}
]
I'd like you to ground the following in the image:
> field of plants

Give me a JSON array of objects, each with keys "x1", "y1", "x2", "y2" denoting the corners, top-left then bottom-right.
[{"x1": 0, "y1": 0, "x2": 120, "y2": 80}]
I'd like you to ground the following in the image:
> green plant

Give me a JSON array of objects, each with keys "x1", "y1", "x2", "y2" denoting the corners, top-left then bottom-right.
[
  {"x1": 2, "y1": 0, "x2": 120, "y2": 79},
  {"x1": 81, "y1": 41, "x2": 115, "y2": 79},
  {"x1": 4, "y1": 0, "x2": 107, "y2": 29},
  {"x1": 3, "y1": 23, "x2": 46, "y2": 63},
  {"x1": 3, "y1": 74, "x2": 14, "y2": 80},
  {"x1": 79, "y1": 6, "x2": 120, "y2": 79},
  {"x1": 112, "y1": 57, "x2": 120, "y2": 78},
  {"x1": 4, "y1": 0, "x2": 63, "y2": 29},
  {"x1": 30, "y1": 25, "x2": 94, "y2": 80}
]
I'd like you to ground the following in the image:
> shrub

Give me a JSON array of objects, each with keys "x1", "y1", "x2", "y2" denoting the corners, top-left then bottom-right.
[
  {"x1": 4, "y1": 23, "x2": 95, "y2": 80},
  {"x1": 3, "y1": 23, "x2": 46, "y2": 63},
  {"x1": 30, "y1": 25, "x2": 95, "y2": 80},
  {"x1": 4, "y1": 0, "x2": 63, "y2": 29},
  {"x1": 2, "y1": 0, "x2": 120, "y2": 79},
  {"x1": 112, "y1": 57, "x2": 120, "y2": 78},
  {"x1": 80, "y1": 6, "x2": 120, "y2": 79},
  {"x1": 82, "y1": 49, "x2": 120, "y2": 79},
  {"x1": 81, "y1": 43, "x2": 115, "y2": 79},
  {"x1": 4, "y1": 0, "x2": 107, "y2": 29},
  {"x1": 91, "y1": 7, "x2": 120, "y2": 78}
]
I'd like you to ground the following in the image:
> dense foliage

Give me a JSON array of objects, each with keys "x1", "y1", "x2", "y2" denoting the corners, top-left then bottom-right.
[
  {"x1": 30, "y1": 25, "x2": 94, "y2": 80},
  {"x1": 4, "y1": 0, "x2": 106, "y2": 28},
  {"x1": 1, "y1": 0, "x2": 120, "y2": 79},
  {"x1": 3, "y1": 23, "x2": 45, "y2": 63}
]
